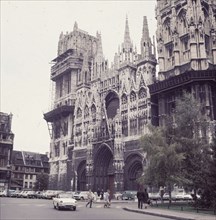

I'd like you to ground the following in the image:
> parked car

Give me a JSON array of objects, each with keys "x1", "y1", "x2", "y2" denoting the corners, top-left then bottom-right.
[
  {"x1": 18, "y1": 190, "x2": 30, "y2": 198},
  {"x1": 122, "y1": 191, "x2": 137, "y2": 200},
  {"x1": 43, "y1": 190, "x2": 63, "y2": 199},
  {"x1": 53, "y1": 192, "x2": 77, "y2": 210},
  {"x1": 27, "y1": 191, "x2": 36, "y2": 198},
  {"x1": 73, "y1": 191, "x2": 89, "y2": 200},
  {"x1": 113, "y1": 192, "x2": 123, "y2": 200},
  {"x1": 0, "y1": 190, "x2": 9, "y2": 197},
  {"x1": 10, "y1": 190, "x2": 21, "y2": 198},
  {"x1": 16, "y1": 190, "x2": 24, "y2": 198},
  {"x1": 149, "y1": 192, "x2": 160, "y2": 201},
  {"x1": 0, "y1": 190, "x2": 5, "y2": 197},
  {"x1": 183, "y1": 193, "x2": 193, "y2": 200},
  {"x1": 175, "y1": 191, "x2": 189, "y2": 200},
  {"x1": 21, "y1": 191, "x2": 31, "y2": 198},
  {"x1": 35, "y1": 191, "x2": 43, "y2": 199},
  {"x1": 0, "y1": 189, "x2": 16, "y2": 197}
]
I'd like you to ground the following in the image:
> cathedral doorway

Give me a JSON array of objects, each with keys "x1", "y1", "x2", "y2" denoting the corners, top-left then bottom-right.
[
  {"x1": 93, "y1": 144, "x2": 114, "y2": 193},
  {"x1": 124, "y1": 153, "x2": 143, "y2": 190},
  {"x1": 77, "y1": 160, "x2": 86, "y2": 191}
]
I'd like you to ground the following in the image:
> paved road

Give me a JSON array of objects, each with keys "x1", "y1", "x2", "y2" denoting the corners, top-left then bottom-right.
[{"x1": 0, "y1": 197, "x2": 173, "y2": 220}]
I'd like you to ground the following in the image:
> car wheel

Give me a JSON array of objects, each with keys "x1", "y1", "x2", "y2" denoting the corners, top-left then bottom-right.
[
  {"x1": 80, "y1": 197, "x2": 84, "y2": 200},
  {"x1": 71, "y1": 206, "x2": 76, "y2": 211}
]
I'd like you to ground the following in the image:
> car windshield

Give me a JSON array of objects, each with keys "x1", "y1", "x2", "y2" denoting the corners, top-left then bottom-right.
[{"x1": 58, "y1": 193, "x2": 73, "y2": 198}]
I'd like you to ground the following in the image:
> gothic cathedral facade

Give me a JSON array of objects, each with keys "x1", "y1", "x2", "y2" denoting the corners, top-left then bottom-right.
[{"x1": 44, "y1": 0, "x2": 216, "y2": 193}]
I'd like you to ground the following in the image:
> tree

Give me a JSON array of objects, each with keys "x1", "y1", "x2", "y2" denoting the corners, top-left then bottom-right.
[
  {"x1": 171, "y1": 92, "x2": 209, "y2": 194},
  {"x1": 199, "y1": 135, "x2": 216, "y2": 208},
  {"x1": 207, "y1": 135, "x2": 216, "y2": 208},
  {"x1": 139, "y1": 92, "x2": 211, "y2": 203},
  {"x1": 34, "y1": 172, "x2": 49, "y2": 191},
  {"x1": 139, "y1": 125, "x2": 184, "y2": 202}
]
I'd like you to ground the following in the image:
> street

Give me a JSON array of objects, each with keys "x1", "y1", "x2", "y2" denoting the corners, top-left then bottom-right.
[{"x1": 0, "y1": 197, "x2": 172, "y2": 220}]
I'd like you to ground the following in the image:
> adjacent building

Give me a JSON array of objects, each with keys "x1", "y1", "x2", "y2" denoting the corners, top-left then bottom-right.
[
  {"x1": 149, "y1": 0, "x2": 216, "y2": 138},
  {"x1": 44, "y1": 0, "x2": 216, "y2": 193},
  {"x1": 0, "y1": 112, "x2": 14, "y2": 191},
  {"x1": 11, "y1": 151, "x2": 49, "y2": 190}
]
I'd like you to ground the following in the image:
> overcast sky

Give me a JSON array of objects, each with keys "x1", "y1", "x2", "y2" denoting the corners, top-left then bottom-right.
[{"x1": 1, "y1": 0, "x2": 157, "y2": 154}]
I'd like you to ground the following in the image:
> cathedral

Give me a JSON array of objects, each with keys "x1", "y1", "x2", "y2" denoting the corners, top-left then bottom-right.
[{"x1": 44, "y1": 0, "x2": 216, "y2": 193}]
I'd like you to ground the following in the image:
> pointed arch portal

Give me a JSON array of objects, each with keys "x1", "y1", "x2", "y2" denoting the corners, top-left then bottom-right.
[
  {"x1": 124, "y1": 153, "x2": 143, "y2": 190},
  {"x1": 77, "y1": 160, "x2": 86, "y2": 191},
  {"x1": 94, "y1": 144, "x2": 114, "y2": 192}
]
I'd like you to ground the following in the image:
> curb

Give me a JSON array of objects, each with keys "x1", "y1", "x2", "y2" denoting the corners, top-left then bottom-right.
[
  {"x1": 94, "y1": 200, "x2": 130, "y2": 204},
  {"x1": 123, "y1": 207, "x2": 195, "y2": 220}
]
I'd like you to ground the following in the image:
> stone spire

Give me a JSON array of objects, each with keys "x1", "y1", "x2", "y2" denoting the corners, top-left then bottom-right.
[
  {"x1": 196, "y1": 0, "x2": 204, "y2": 24},
  {"x1": 73, "y1": 21, "x2": 78, "y2": 31},
  {"x1": 122, "y1": 15, "x2": 133, "y2": 51},
  {"x1": 96, "y1": 31, "x2": 104, "y2": 63},
  {"x1": 141, "y1": 16, "x2": 152, "y2": 58},
  {"x1": 142, "y1": 16, "x2": 150, "y2": 41},
  {"x1": 93, "y1": 31, "x2": 107, "y2": 79}
]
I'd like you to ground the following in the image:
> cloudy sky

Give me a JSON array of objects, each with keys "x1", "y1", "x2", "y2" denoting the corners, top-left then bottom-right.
[{"x1": 1, "y1": 0, "x2": 157, "y2": 154}]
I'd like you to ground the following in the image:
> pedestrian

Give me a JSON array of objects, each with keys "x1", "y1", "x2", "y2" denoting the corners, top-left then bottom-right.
[
  {"x1": 159, "y1": 186, "x2": 164, "y2": 203},
  {"x1": 86, "y1": 189, "x2": 94, "y2": 208},
  {"x1": 100, "y1": 189, "x2": 104, "y2": 200},
  {"x1": 104, "y1": 189, "x2": 111, "y2": 208},
  {"x1": 137, "y1": 188, "x2": 144, "y2": 209},
  {"x1": 143, "y1": 188, "x2": 149, "y2": 209},
  {"x1": 97, "y1": 188, "x2": 100, "y2": 198}
]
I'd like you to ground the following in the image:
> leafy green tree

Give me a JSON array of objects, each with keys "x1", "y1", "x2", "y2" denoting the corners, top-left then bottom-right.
[
  {"x1": 139, "y1": 125, "x2": 184, "y2": 201},
  {"x1": 171, "y1": 92, "x2": 209, "y2": 194},
  {"x1": 139, "y1": 92, "x2": 211, "y2": 204},
  {"x1": 34, "y1": 172, "x2": 49, "y2": 191},
  {"x1": 199, "y1": 135, "x2": 216, "y2": 208},
  {"x1": 207, "y1": 136, "x2": 216, "y2": 208}
]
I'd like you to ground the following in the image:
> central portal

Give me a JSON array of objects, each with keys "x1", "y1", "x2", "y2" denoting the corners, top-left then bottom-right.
[{"x1": 93, "y1": 144, "x2": 114, "y2": 193}]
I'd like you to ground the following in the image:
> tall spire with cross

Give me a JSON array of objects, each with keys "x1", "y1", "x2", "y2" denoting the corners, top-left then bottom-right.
[
  {"x1": 140, "y1": 16, "x2": 152, "y2": 58},
  {"x1": 122, "y1": 15, "x2": 133, "y2": 51}
]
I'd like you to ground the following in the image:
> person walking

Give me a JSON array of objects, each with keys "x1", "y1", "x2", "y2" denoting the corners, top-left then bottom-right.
[
  {"x1": 137, "y1": 188, "x2": 144, "y2": 209},
  {"x1": 100, "y1": 189, "x2": 104, "y2": 200},
  {"x1": 86, "y1": 189, "x2": 94, "y2": 208},
  {"x1": 104, "y1": 189, "x2": 111, "y2": 208},
  {"x1": 143, "y1": 188, "x2": 149, "y2": 209},
  {"x1": 97, "y1": 188, "x2": 100, "y2": 198}
]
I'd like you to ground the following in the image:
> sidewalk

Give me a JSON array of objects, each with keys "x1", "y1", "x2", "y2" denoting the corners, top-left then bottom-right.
[{"x1": 123, "y1": 202, "x2": 216, "y2": 220}]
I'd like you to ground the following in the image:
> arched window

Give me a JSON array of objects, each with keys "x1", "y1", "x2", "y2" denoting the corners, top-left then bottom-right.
[
  {"x1": 84, "y1": 105, "x2": 89, "y2": 118},
  {"x1": 91, "y1": 104, "x2": 96, "y2": 119},
  {"x1": 177, "y1": 9, "x2": 187, "y2": 35},
  {"x1": 77, "y1": 108, "x2": 82, "y2": 118},
  {"x1": 163, "y1": 17, "x2": 171, "y2": 42},
  {"x1": 138, "y1": 88, "x2": 147, "y2": 99},
  {"x1": 85, "y1": 71, "x2": 88, "y2": 83},
  {"x1": 121, "y1": 94, "x2": 128, "y2": 105},
  {"x1": 130, "y1": 91, "x2": 136, "y2": 102}
]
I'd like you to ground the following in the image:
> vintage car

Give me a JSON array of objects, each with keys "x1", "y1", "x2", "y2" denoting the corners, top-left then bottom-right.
[
  {"x1": 121, "y1": 191, "x2": 137, "y2": 200},
  {"x1": 53, "y1": 192, "x2": 77, "y2": 210},
  {"x1": 73, "y1": 191, "x2": 89, "y2": 200}
]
